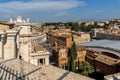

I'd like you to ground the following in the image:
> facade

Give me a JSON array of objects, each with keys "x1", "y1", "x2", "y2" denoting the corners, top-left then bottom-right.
[
  {"x1": 96, "y1": 32, "x2": 120, "y2": 40},
  {"x1": 73, "y1": 33, "x2": 90, "y2": 44},
  {"x1": 91, "y1": 27, "x2": 120, "y2": 40},
  {"x1": 76, "y1": 46, "x2": 87, "y2": 62},
  {"x1": 0, "y1": 29, "x2": 18, "y2": 60},
  {"x1": 48, "y1": 29, "x2": 89, "y2": 69},
  {"x1": 53, "y1": 46, "x2": 87, "y2": 69},
  {"x1": 10, "y1": 16, "x2": 50, "y2": 66},
  {"x1": 48, "y1": 29, "x2": 72, "y2": 47},
  {"x1": 48, "y1": 34, "x2": 73, "y2": 48},
  {"x1": 29, "y1": 44, "x2": 50, "y2": 66},
  {"x1": 0, "y1": 21, "x2": 19, "y2": 60},
  {"x1": 85, "y1": 50, "x2": 100, "y2": 67},
  {"x1": 85, "y1": 49, "x2": 120, "y2": 75},
  {"x1": 48, "y1": 29, "x2": 90, "y2": 47},
  {"x1": 52, "y1": 46, "x2": 68, "y2": 69}
]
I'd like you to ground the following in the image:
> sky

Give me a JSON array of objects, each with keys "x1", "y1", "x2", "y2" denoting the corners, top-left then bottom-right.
[{"x1": 0, "y1": 0, "x2": 120, "y2": 22}]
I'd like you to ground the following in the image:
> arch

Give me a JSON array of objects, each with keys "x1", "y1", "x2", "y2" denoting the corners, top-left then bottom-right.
[{"x1": 19, "y1": 55, "x2": 22, "y2": 60}]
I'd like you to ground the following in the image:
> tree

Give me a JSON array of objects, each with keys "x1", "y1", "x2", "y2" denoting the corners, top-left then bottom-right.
[
  {"x1": 80, "y1": 61, "x2": 95, "y2": 76},
  {"x1": 67, "y1": 43, "x2": 77, "y2": 72},
  {"x1": 78, "y1": 60, "x2": 80, "y2": 71},
  {"x1": 71, "y1": 42, "x2": 77, "y2": 60},
  {"x1": 71, "y1": 26, "x2": 80, "y2": 32},
  {"x1": 68, "y1": 48, "x2": 75, "y2": 72}
]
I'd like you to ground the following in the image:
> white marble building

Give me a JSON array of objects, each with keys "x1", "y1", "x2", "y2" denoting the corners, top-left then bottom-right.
[
  {"x1": 10, "y1": 16, "x2": 50, "y2": 66},
  {"x1": 0, "y1": 16, "x2": 50, "y2": 67},
  {"x1": 29, "y1": 44, "x2": 50, "y2": 66}
]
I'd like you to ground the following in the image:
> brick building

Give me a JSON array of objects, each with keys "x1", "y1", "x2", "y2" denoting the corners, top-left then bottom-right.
[
  {"x1": 95, "y1": 55, "x2": 120, "y2": 75},
  {"x1": 85, "y1": 50, "x2": 120, "y2": 75},
  {"x1": 48, "y1": 34, "x2": 72, "y2": 48},
  {"x1": 48, "y1": 29, "x2": 89, "y2": 69},
  {"x1": 52, "y1": 46, "x2": 87, "y2": 69},
  {"x1": 52, "y1": 46, "x2": 68, "y2": 69}
]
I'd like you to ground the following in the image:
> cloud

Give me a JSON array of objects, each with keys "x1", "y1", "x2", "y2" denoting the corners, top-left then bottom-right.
[{"x1": 0, "y1": 0, "x2": 85, "y2": 13}]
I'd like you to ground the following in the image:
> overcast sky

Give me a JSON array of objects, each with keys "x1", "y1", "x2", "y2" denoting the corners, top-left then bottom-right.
[{"x1": 0, "y1": 0, "x2": 120, "y2": 22}]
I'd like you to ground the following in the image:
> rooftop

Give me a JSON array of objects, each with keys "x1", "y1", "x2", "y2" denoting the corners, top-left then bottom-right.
[
  {"x1": 104, "y1": 73, "x2": 120, "y2": 80},
  {"x1": 78, "y1": 40, "x2": 120, "y2": 57},
  {"x1": 95, "y1": 55, "x2": 120, "y2": 65},
  {"x1": 0, "y1": 58, "x2": 94, "y2": 80},
  {"x1": 33, "y1": 45, "x2": 44, "y2": 52}
]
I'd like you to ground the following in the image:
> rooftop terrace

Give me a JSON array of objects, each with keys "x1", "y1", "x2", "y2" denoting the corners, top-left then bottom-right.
[{"x1": 0, "y1": 58, "x2": 94, "y2": 80}]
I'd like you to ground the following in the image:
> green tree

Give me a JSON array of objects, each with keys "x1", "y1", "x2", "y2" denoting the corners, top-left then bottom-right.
[
  {"x1": 71, "y1": 42, "x2": 77, "y2": 60},
  {"x1": 80, "y1": 61, "x2": 95, "y2": 76},
  {"x1": 71, "y1": 26, "x2": 79, "y2": 32},
  {"x1": 68, "y1": 43, "x2": 77, "y2": 72},
  {"x1": 68, "y1": 48, "x2": 75, "y2": 72}
]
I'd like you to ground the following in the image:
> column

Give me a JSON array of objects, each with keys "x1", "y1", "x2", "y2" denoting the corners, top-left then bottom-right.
[
  {"x1": 45, "y1": 57, "x2": 49, "y2": 65},
  {"x1": 16, "y1": 31, "x2": 19, "y2": 52},
  {"x1": 4, "y1": 30, "x2": 18, "y2": 60},
  {"x1": 0, "y1": 34, "x2": 5, "y2": 60},
  {"x1": 1, "y1": 35, "x2": 4, "y2": 60},
  {"x1": 34, "y1": 59, "x2": 38, "y2": 66},
  {"x1": 43, "y1": 58, "x2": 45, "y2": 66}
]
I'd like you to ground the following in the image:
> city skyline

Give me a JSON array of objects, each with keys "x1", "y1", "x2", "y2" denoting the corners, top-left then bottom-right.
[{"x1": 0, "y1": 0, "x2": 120, "y2": 22}]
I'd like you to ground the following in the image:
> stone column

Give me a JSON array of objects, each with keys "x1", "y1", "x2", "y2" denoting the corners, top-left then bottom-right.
[
  {"x1": 43, "y1": 58, "x2": 45, "y2": 66},
  {"x1": 0, "y1": 38, "x2": 2, "y2": 59},
  {"x1": 16, "y1": 33, "x2": 19, "y2": 58},
  {"x1": 4, "y1": 30, "x2": 18, "y2": 60},
  {"x1": 0, "y1": 30, "x2": 5, "y2": 60},
  {"x1": 45, "y1": 57, "x2": 49, "y2": 65},
  {"x1": 1, "y1": 35, "x2": 5, "y2": 60},
  {"x1": 33, "y1": 58, "x2": 38, "y2": 66}
]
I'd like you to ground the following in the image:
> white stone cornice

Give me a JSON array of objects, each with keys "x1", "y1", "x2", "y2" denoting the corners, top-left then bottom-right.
[
  {"x1": 5, "y1": 29, "x2": 18, "y2": 36},
  {"x1": 0, "y1": 30, "x2": 5, "y2": 35}
]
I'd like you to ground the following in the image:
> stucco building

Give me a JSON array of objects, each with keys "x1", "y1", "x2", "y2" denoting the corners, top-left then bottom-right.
[{"x1": 73, "y1": 32, "x2": 90, "y2": 44}]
